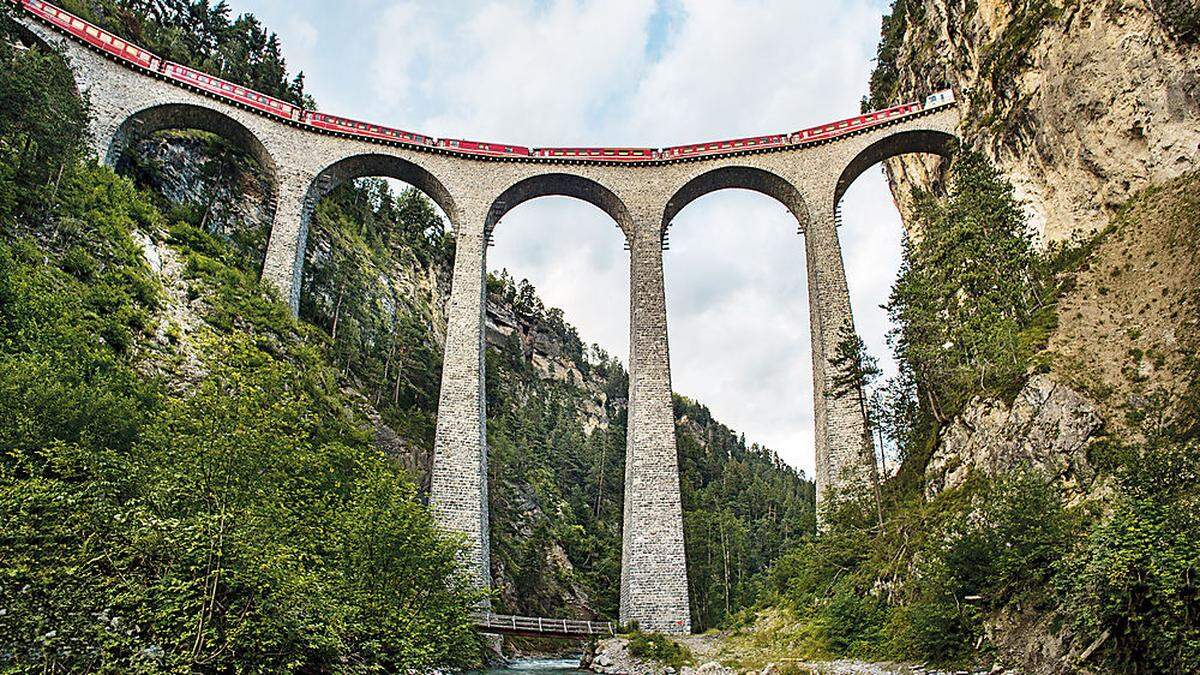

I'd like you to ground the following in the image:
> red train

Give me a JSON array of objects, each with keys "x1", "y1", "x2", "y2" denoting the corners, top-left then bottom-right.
[
  {"x1": 662, "y1": 133, "x2": 789, "y2": 160},
  {"x1": 163, "y1": 62, "x2": 301, "y2": 122},
  {"x1": 16, "y1": 0, "x2": 955, "y2": 164},
  {"x1": 307, "y1": 111, "x2": 435, "y2": 146},
  {"x1": 437, "y1": 139, "x2": 531, "y2": 158},
  {"x1": 533, "y1": 147, "x2": 657, "y2": 162},
  {"x1": 22, "y1": 0, "x2": 160, "y2": 70}
]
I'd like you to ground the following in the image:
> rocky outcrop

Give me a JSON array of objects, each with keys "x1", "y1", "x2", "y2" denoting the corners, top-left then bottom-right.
[
  {"x1": 485, "y1": 293, "x2": 612, "y2": 434},
  {"x1": 880, "y1": 0, "x2": 1200, "y2": 242},
  {"x1": 124, "y1": 131, "x2": 272, "y2": 259},
  {"x1": 925, "y1": 374, "x2": 1103, "y2": 497},
  {"x1": 587, "y1": 638, "x2": 736, "y2": 675}
]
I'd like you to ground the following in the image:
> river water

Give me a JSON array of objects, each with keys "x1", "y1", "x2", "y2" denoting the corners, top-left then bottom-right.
[{"x1": 472, "y1": 657, "x2": 588, "y2": 673}]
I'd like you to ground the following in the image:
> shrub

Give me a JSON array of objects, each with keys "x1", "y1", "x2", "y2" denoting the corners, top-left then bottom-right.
[
  {"x1": 627, "y1": 632, "x2": 693, "y2": 669},
  {"x1": 1056, "y1": 439, "x2": 1200, "y2": 672}
]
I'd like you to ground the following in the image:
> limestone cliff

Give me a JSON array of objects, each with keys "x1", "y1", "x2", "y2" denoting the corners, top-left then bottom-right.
[
  {"x1": 876, "y1": 0, "x2": 1200, "y2": 496},
  {"x1": 874, "y1": 0, "x2": 1200, "y2": 242}
]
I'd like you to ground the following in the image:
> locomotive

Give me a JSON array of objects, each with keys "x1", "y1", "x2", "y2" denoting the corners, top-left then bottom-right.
[{"x1": 16, "y1": 0, "x2": 956, "y2": 165}]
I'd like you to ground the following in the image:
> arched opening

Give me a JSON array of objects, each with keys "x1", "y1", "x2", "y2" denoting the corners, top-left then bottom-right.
[
  {"x1": 108, "y1": 103, "x2": 277, "y2": 177},
  {"x1": 660, "y1": 167, "x2": 817, "y2": 629},
  {"x1": 297, "y1": 153, "x2": 458, "y2": 475},
  {"x1": 831, "y1": 128, "x2": 958, "y2": 474},
  {"x1": 834, "y1": 129, "x2": 958, "y2": 206},
  {"x1": 486, "y1": 173, "x2": 632, "y2": 237},
  {"x1": 663, "y1": 166, "x2": 810, "y2": 233},
  {"x1": 110, "y1": 103, "x2": 279, "y2": 273},
  {"x1": 480, "y1": 173, "x2": 631, "y2": 622}
]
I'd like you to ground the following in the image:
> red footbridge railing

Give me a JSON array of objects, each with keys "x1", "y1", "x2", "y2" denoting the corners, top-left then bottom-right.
[{"x1": 14, "y1": 0, "x2": 956, "y2": 165}]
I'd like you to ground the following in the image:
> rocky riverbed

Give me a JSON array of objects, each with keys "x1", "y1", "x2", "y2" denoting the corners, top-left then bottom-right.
[{"x1": 582, "y1": 637, "x2": 1006, "y2": 675}]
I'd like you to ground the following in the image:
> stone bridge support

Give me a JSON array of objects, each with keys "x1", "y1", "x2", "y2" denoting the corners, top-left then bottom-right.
[
  {"x1": 261, "y1": 170, "x2": 319, "y2": 309},
  {"x1": 429, "y1": 200, "x2": 492, "y2": 598},
  {"x1": 801, "y1": 193, "x2": 878, "y2": 510},
  {"x1": 621, "y1": 213, "x2": 691, "y2": 634}
]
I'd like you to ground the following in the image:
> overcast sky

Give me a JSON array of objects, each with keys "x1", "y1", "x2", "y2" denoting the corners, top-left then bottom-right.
[{"x1": 233, "y1": 0, "x2": 904, "y2": 480}]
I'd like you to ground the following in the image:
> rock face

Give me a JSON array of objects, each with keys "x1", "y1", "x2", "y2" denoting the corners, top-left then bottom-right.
[
  {"x1": 485, "y1": 295, "x2": 611, "y2": 434},
  {"x1": 925, "y1": 374, "x2": 1103, "y2": 497},
  {"x1": 124, "y1": 131, "x2": 273, "y2": 265},
  {"x1": 880, "y1": 0, "x2": 1200, "y2": 242}
]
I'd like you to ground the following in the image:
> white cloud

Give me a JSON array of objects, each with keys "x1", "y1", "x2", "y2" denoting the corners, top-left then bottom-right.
[{"x1": 371, "y1": 0, "x2": 658, "y2": 142}]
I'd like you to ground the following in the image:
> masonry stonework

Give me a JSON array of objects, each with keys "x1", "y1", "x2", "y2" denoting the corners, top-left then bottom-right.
[
  {"x1": 621, "y1": 217, "x2": 690, "y2": 633},
  {"x1": 27, "y1": 14, "x2": 961, "y2": 630}
]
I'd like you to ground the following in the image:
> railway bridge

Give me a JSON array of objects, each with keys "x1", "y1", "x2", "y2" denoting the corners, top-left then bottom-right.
[{"x1": 13, "y1": 1, "x2": 961, "y2": 635}]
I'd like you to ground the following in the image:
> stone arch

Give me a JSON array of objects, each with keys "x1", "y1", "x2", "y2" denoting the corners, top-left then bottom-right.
[
  {"x1": 662, "y1": 166, "x2": 811, "y2": 233},
  {"x1": 107, "y1": 103, "x2": 278, "y2": 185},
  {"x1": 833, "y1": 129, "x2": 959, "y2": 206},
  {"x1": 485, "y1": 173, "x2": 633, "y2": 239},
  {"x1": 306, "y1": 153, "x2": 459, "y2": 226}
]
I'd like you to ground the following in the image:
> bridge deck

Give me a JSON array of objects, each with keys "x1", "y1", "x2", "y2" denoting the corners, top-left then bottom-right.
[{"x1": 473, "y1": 612, "x2": 615, "y2": 639}]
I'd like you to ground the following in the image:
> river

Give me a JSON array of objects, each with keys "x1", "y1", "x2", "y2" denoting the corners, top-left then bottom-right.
[{"x1": 472, "y1": 657, "x2": 589, "y2": 673}]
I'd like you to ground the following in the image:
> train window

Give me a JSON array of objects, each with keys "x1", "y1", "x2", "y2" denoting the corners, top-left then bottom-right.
[
  {"x1": 101, "y1": 34, "x2": 111, "y2": 43},
  {"x1": 71, "y1": 19, "x2": 83, "y2": 28},
  {"x1": 86, "y1": 27, "x2": 98, "y2": 36}
]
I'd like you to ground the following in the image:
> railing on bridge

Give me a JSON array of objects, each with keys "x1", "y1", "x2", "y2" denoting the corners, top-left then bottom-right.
[{"x1": 473, "y1": 612, "x2": 615, "y2": 639}]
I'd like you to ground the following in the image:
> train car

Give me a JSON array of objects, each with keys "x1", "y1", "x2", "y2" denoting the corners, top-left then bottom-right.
[
  {"x1": 924, "y1": 89, "x2": 955, "y2": 109},
  {"x1": 532, "y1": 147, "x2": 656, "y2": 162},
  {"x1": 305, "y1": 112, "x2": 434, "y2": 146},
  {"x1": 21, "y1": 0, "x2": 161, "y2": 71},
  {"x1": 162, "y1": 62, "x2": 300, "y2": 121},
  {"x1": 660, "y1": 133, "x2": 787, "y2": 160},
  {"x1": 438, "y1": 139, "x2": 531, "y2": 158},
  {"x1": 790, "y1": 101, "x2": 921, "y2": 144}
]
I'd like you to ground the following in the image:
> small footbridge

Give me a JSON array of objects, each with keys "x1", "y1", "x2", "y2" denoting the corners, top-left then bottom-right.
[{"x1": 473, "y1": 612, "x2": 615, "y2": 640}]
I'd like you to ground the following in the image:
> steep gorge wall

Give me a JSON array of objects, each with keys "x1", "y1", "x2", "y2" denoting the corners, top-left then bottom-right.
[{"x1": 877, "y1": 0, "x2": 1200, "y2": 242}]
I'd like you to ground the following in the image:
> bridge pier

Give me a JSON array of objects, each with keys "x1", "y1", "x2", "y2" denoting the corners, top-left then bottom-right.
[
  {"x1": 621, "y1": 221, "x2": 691, "y2": 634},
  {"x1": 803, "y1": 201, "x2": 878, "y2": 517},
  {"x1": 429, "y1": 203, "x2": 492, "y2": 597},
  {"x1": 261, "y1": 171, "x2": 318, "y2": 312}
]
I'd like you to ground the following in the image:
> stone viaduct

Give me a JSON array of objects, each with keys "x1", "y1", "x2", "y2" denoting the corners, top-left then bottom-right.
[{"x1": 17, "y1": 12, "x2": 960, "y2": 634}]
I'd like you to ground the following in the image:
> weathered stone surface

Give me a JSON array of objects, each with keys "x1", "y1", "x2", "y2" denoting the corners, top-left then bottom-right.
[
  {"x1": 926, "y1": 374, "x2": 1103, "y2": 497},
  {"x1": 881, "y1": 0, "x2": 1200, "y2": 243},
  {"x1": 22, "y1": 9, "x2": 964, "y2": 631}
]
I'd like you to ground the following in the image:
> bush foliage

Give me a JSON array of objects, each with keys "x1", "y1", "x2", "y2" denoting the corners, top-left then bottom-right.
[{"x1": 0, "y1": 29, "x2": 482, "y2": 671}]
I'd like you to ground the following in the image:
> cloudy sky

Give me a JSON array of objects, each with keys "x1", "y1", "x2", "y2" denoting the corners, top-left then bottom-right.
[{"x1": 234, "y1": 0, "x2": 905, "y2": 479}]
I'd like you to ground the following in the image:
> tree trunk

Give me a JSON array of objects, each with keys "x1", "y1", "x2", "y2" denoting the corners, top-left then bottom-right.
[{"x1": 331, "y1": 282, "x2": 345, "y2": 342}]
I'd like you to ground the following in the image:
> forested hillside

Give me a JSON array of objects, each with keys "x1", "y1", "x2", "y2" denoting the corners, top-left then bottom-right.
[
  {"x1": 0, "y1": 3, "x2": 814, "y2": 669},
  {"x1": 0, "y1": 13, "x2": 481, "y2": 669}
]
